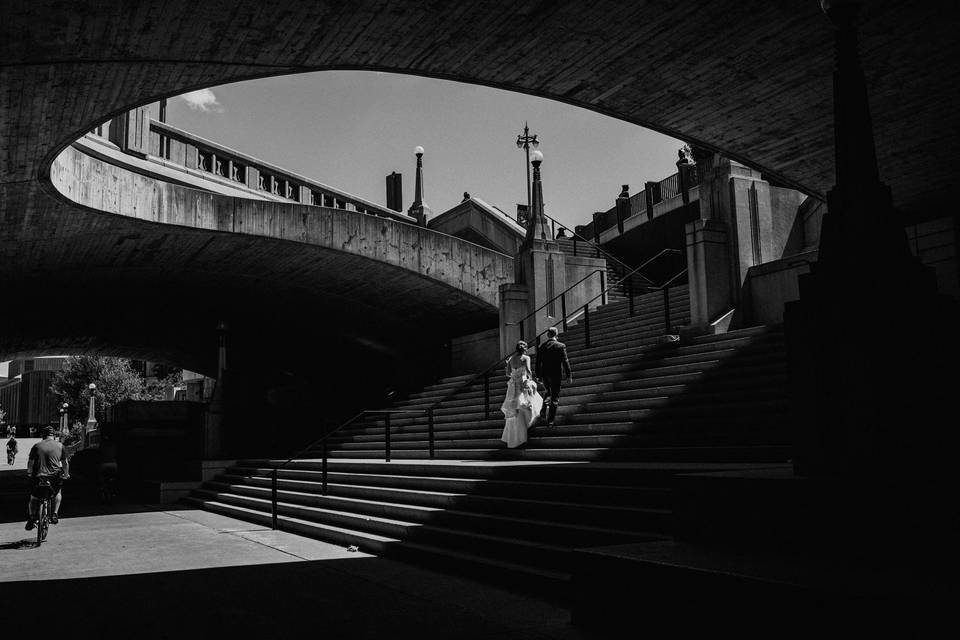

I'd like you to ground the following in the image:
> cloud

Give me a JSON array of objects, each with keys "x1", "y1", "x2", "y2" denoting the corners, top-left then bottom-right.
[{"x1": 179, "y1": 88, "x2": 223, "y2": 112}]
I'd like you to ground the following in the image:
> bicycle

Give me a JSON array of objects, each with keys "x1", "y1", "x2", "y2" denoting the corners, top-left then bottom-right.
[{"x1": 33, "y1": 478, "x2": 53, "y2": 545}]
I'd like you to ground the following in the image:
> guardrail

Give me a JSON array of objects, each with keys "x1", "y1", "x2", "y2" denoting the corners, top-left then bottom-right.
[
  {"x1": 146, "y1": 119, "x2": 409, "y2": 221},
  {"x1": 577, "y1": 164, "x2": 702, "y2": 240}
]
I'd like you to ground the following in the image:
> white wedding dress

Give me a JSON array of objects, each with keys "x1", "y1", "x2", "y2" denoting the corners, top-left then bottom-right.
[{"x1": 500, "y1": 361, "x2": 544, "y2": 448}]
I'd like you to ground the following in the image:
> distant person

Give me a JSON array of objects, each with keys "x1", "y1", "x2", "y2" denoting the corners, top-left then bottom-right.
[
  {"x1": 536, "y1": 327, "x2": 573, "y2": 427},
  {"x1": 29, "y1": 426, "x2": 36, "y2": 438},
  {"x1": 6, "y1": 434, "x2": 17, "y2": 465},
  {"x1": 500, "y1": 341, "x2": 543, "y2": 448},
  {"x1": 25, "y1": 426, "x2": 69, "y2": 530}
]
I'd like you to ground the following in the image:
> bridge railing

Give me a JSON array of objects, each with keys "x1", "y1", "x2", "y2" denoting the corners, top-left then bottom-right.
[
  {"x1": 144, "y1": 119, "x2": 411, "y2": 222},
  {"x1": 578, "y1": 165, "x2": 702, "y2": 240}
]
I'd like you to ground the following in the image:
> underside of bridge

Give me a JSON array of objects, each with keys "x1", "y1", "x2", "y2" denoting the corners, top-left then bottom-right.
[{"x1": 1, "y1": 0, "x2": 958, "y2": 435}]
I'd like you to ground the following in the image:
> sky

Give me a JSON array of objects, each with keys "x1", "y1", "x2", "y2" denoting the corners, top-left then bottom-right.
[
  {"x1": 166, "y1": 71, "x2": 684, "y2": 233},
  {"x1": 2, "y1": 71, "x2": 683, "y2": 377}
]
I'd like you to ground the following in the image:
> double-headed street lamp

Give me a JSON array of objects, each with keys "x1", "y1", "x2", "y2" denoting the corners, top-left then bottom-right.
[{"x1": 516, "y1": 122, "x2": 540, "y2": 217}]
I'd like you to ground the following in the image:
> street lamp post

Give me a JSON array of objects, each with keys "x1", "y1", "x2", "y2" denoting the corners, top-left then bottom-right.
[
  {"x1": 516, "y1": 122, "x2": 540, "y2": 219},
  {"x1": 86, "y1": 383, "x2": 98, "y2": 447},
  {"x1": 59, "y1": 402, "x2": 69, "y2": 438}
]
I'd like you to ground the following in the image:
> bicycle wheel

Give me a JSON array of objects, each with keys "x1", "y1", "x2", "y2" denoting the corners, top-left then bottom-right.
[{"x1": 36, "y1": 500, "x2": 48, "y2": 544}]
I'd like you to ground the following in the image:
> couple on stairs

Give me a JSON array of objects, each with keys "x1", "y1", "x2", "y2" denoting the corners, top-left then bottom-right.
[{"x1": 500, "y1": 327, "x2": 573, "y2": 448}]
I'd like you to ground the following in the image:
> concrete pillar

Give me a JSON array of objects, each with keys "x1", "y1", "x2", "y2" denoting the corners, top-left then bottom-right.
[
  {"x1": 677, "y1": 150, "x2": 691, "y2": 205},
  {"x1": 205, "y1": 321, "x2": 228, "y2": 458},
  {"x1": 514, "y1": 243, "x2": 567, "y2": 343},
  {"x1": 615, "y1": 185, "x2": 630, "y2": 235},
  {"x1": 498, "y1": 283, "x2": 529, "y2": 357},
  {"x1": 245, "y1": 166, "x2": 260, "y2": 191},
  {"x1": 684, "y1": 152, "x2": 775, "y2": 333},
  {"x1": 108, "y1": 105, "x2": 150, "y2": 155},
  {"x1": 685, "y1": 219, "x2": 733, "y2": 332},
  {"x1": 784, "y1": 1, "x2": 954, "y2": 481},
  {"x1": 408, "y1": 147, "x2": 432, "y2": 226},
  {"x1": 500, "y1": 151, "x2": 569, "y2": 351}
]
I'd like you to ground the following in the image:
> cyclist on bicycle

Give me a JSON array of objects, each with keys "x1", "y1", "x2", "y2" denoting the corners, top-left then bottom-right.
[{"x1": 25, "y1": 425, "x2": 69, "y2": 531}]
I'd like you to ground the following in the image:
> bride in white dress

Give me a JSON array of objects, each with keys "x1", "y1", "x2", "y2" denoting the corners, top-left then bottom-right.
[{"x1": 500, "y1": 340, "x2": 544, "y2": 448}]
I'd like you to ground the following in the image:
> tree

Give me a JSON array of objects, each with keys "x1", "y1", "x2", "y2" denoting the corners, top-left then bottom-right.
[
  {"x1": 142, "y1": 367, "x2": 183, "y2": 401},
  {"x1": 50, "y1": 356, "x2": 146, "y2": 423}
]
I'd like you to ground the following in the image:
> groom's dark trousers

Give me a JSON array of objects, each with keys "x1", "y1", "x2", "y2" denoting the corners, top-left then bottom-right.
[{"x1": 536, "y1": 337, "x2": 572, "y2": 426}]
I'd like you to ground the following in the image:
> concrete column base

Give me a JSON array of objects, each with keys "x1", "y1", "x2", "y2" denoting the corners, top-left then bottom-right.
[
  {"x1": 498, "y1": 283, "x2": 529, "y2": 358},
  {"x1": 685, "y1": 218, "x2": 734, "y2": 333}
]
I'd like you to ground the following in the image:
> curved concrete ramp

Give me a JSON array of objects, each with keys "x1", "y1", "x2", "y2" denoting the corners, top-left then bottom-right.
[
  {"x1": 51, "y1": 146, "x2": 512, "y2": 310},
  {"x1": 0, "y1": 147, "x2": 511, "y2": 380}
]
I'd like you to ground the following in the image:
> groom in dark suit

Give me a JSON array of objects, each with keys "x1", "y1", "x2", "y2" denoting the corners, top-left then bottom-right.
[{"x1": 536, "y1": 327, "x2": 572, "y2": 427}]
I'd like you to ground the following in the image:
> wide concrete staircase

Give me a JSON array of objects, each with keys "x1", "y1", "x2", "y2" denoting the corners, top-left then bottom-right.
[{"x1": 185, "y1": 284, "x2": 790, "y2": 590}]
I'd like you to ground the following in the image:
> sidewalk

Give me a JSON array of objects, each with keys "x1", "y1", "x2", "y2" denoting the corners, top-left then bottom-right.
[{"x1": 0, "y1": 507, "x2": 606, "y2": 639}]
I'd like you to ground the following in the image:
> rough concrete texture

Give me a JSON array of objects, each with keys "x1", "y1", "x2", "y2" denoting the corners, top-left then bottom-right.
[
  {"x1": 52, "y1": 146, "x2": 512, "y2": 309},
  {"x1": 0, "y1": 507, "x2": 604, "y2": 639},
  {"x1": 2, "y1": 0, "x2": 956, "y2": 371}
]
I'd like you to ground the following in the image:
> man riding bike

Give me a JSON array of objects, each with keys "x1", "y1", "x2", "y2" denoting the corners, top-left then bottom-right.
[{"x1": 25, "y1": 425, "x2": 69, "y2": 531}]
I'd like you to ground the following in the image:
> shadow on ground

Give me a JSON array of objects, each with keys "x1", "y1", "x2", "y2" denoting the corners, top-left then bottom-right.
[
  {"x1": 0, "y1": 554, "x2": 610, "y2": 639},
  {"x1": 0, "y1": 466, "x2": 186, "y2": 525}
]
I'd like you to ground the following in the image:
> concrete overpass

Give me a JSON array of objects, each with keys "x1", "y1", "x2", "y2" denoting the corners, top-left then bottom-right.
[{"x1": 1, "y1": 0, "x2": 957, "y2": 422}]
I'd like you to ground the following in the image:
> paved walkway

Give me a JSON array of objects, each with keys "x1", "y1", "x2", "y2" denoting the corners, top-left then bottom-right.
[
  {"x1": 4, "y1": 437, "x2": 39, "y2": 471},
  {"x1": 0, "y1": 507, "x2": 606, "y2": 639}
]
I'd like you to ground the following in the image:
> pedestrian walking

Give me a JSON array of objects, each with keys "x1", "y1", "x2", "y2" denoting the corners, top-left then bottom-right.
[
  {"x1": 535, "y1": 327, "x2": 573, "y2": 427},
  {"x1": 6, "y1": 434, "x2": 18, "y2": 465}
]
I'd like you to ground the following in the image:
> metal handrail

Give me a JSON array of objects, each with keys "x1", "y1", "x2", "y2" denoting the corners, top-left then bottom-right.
[
  {"x1": 506, "y1": 269, "x2": 606, "y2": 329},
  {"x1": 543, "y1": 210, "x2": 656, "y2": 288},
  {"x1": 264, "y1": 405, "x2": 433, "y2": 530},
  {"x1": 265, "y1": 249, "x2": 687, "y2": 530},
  {"x1": 413, "y1": 251, "x2": 688, "y2": 433}
]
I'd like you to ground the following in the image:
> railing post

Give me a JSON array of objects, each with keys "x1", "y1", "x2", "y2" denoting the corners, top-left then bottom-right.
[
  {"x1": 629, "y1": 278, "x2": 635, "y2": 317},
  {"x1": 677, "y1": 162, "x2": 690, "y2": 206},
  {"x1": 561, "y1": 292, "x2": 568, "y2": 331},
  {"x1": 483, "y1": 371, "x2": 490, "y2": 419},
  {"x1": 584, "y1": 304, "x2": 591, "y2": 349},
  {"x1": 321, "y1": 440, "x2": 328, "y2": 495},
  {"x1": 573, "y1": 236, "x2": 578, "y2": 256},
  {"x1": 271, "y1": 467, "x2": 278, "y2": 530},
  {"x1": 384, "y1": 412, "x2": 391, "y2": 462},
  {"x1": 428, "y1": 408, "x2": 435, "y2": 458},
  {"x1": 644, "y1": 182, "x2": 656, "y2": 221},
  {"x1": 600, "y1": 270, "x2": 607, "y2": 305},
  {"x1": 663, "y1": 286, "x2": 672, "y2": 334}
]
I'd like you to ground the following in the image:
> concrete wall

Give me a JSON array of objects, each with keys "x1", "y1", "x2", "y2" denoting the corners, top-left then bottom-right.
[
  {"x1": 907, "y1": 215, "x2": 959, "y2": 298},
  {"x1": 800, "y1": 197, "x2": 826, "y2": 252},
  {"x1": 563, "y1": 255, "x2": 609, "y2": 321},
  {"x1": 450, "y1": 328, "x2": 500, "y2": 375},
  {"x1": 429, "y1": 201, "x2": 524, "y2": 256},
  {"x1": 51, "y1": 146, "x2": 513, "y2": 308},
  {"x1": 742, "y1": 250, "x2": 817, "y2": 325},
  {"x1": 769, "y1": 186, "x2": 808, "y2": 258}
]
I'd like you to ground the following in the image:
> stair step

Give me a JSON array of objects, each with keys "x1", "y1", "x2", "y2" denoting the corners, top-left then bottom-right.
[{"x1": 182, "y1": 495, "x2": 572, "y2": 587}]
